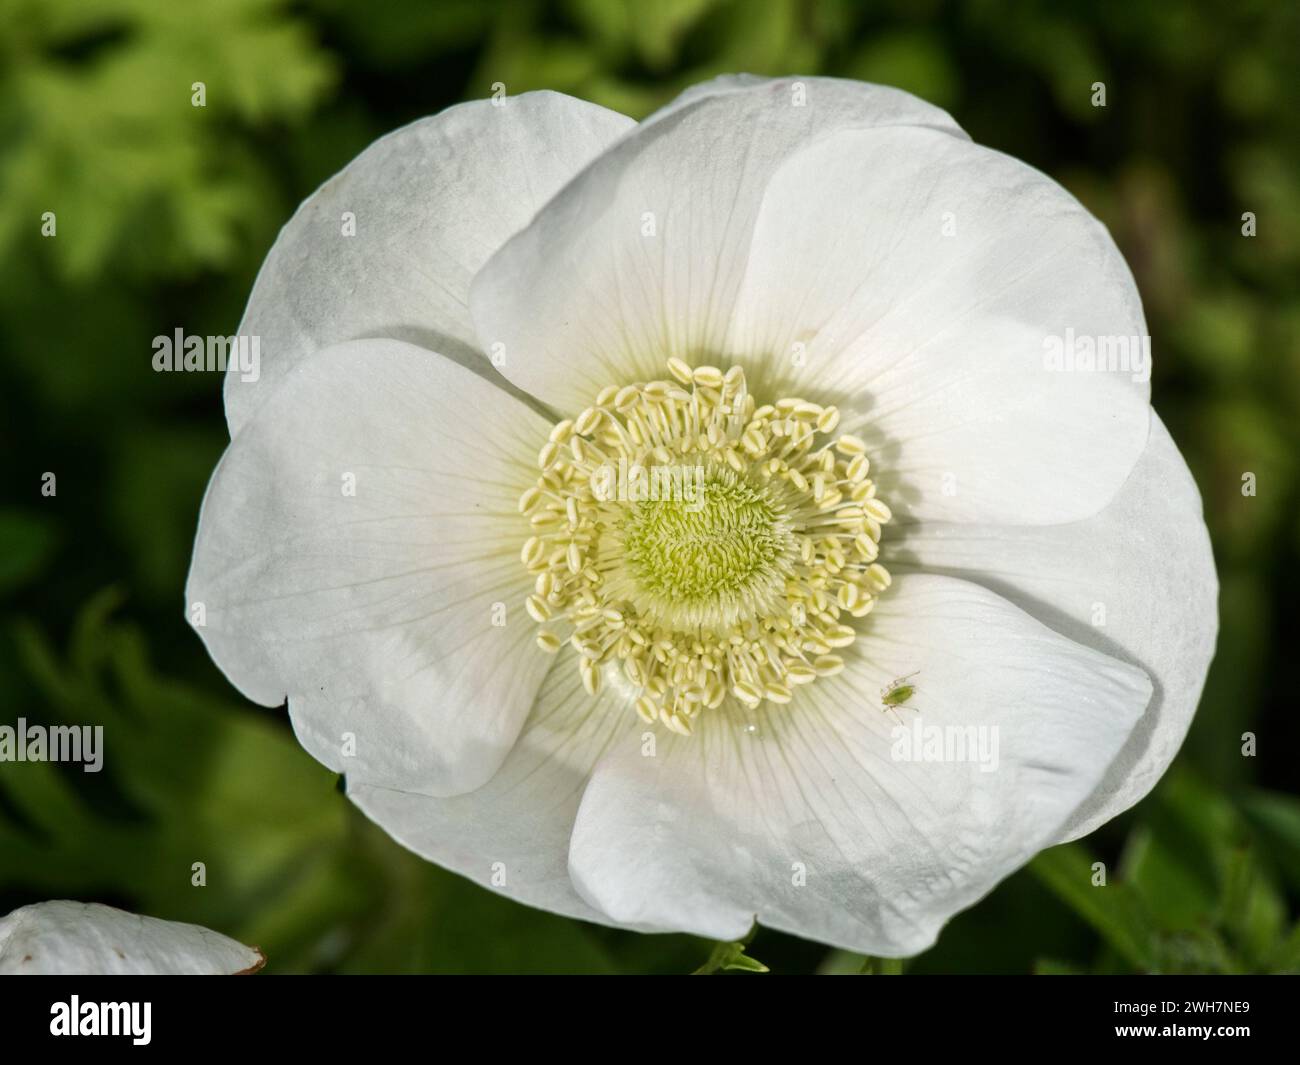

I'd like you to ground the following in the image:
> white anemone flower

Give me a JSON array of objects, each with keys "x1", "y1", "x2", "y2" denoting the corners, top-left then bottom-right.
[
  {"x1": 187, "y1": 77, "x2": 1217, "y2": 957},
  {"x1": 0, "y1": 901, "x2": 264, "y2": 974}
]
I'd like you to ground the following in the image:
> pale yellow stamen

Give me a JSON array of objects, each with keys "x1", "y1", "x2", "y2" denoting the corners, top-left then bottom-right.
[{"x1": 518, "y1": 361, "x2": 892, "y2": 733}]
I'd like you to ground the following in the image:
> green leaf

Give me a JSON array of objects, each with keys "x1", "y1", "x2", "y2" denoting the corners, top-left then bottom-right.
[
  {"x1": 1, "y1": 594, "x2": 349, "y2": 967},
  {"x1": 1031, "y1": 843, "x2": 1159, "y2": 970},
  {"x1": 1240, "y1": 790, "x2": 1300, "y2": 892},
  {"x1": 1, "y1": 0, "x2": 335, "y2": 281}
]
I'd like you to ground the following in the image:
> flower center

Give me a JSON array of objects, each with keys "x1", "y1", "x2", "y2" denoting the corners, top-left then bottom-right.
[
  {"x1": 619, "y1": 469, "x2": 790, "y2": 628},
  {"x1": 519, "y1": 359, "x2": 892, "y2": 735}
]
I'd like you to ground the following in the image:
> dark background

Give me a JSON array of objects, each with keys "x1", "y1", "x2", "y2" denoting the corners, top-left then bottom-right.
[{"x1": 1, "y1": 0, "x2": 1297, "y2": 973}]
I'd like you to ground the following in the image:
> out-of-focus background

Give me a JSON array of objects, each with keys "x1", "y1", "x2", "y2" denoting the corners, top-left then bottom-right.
[{"x1": 1, "y1": 0, "x2": 1297, "y2": 974}]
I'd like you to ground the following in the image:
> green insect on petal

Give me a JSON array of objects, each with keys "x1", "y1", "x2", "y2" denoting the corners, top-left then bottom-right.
[{"x1": 882, "y1": 685, "x2": 914, "y2": 706}]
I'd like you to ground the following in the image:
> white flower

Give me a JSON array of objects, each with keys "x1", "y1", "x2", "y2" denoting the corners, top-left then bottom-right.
[
  {"x1": 0, "y1": 900, "x2": 263, "y2": 974},
  {"x1": 187, "y1": 77, "x2": 1217, "y2": 956}
]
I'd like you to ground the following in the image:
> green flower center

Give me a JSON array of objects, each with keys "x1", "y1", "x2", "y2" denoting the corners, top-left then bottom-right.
[{"x1": 621, "y1": 471, "x2": 789, "y2": 619}]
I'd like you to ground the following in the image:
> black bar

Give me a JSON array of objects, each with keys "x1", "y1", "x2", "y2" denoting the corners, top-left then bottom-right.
[{"x1": 0, "y1": 974, "x2": 1286, "y2": 1051}]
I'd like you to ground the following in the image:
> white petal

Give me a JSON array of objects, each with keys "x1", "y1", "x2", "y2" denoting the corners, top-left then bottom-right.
[
  {"x1": 723, "y1": 124, "x2": 1151, "y2": 523},
  {"x1": 0, "y1": 901, "x2": 263, "y2": 975},
  {"x1": 470, "y1": 76, "x2": 965, "y2": 414},
  {"x1": 643, "y1": 72, "x2": 963, "y2": 135},
  {"x1": 226, "y1": 92, "x2": 634, "y2": 434},
  {"x1": 188, "y1": 338, "x2": 552, "y2": 797},
  {"x1": 567, "y1": 574, "x2": 1150, "y2": 955},
  {"x1": 885, "y1": 413, "x2": 1218, "y2": 839},
  {"x1": 348, "y1": 647, "x2": 639, "y2": 927}
]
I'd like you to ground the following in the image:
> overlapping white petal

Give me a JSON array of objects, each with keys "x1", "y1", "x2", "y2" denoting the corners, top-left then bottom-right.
[
  {"x1": 566, "y1": 574, "x2": 1151, "y2": 955},
  {"x1": 348, "y1": 647, "x2": 639, "y2": 926},
  {"x1": 226, "y1": 91, "x2": 635, "y2": 434},
  {"x1": 885, "y1": 414, "x2": 1218, "y2": 839},
  {"x1": 470, "y1": 76, "x2": 1149, "y2": 525},
  {"x1": 722, "y1": 125, "x2": 1151, "y2": 523},
  {"x1": 189, "y1": 338, "x2": 552, "y2": 797},
  {"x1": 469, "y1": 76, "x2": 966, "y2": 414},
  {"x1": 0, "y1": 901, "x2": 263, "y2": 975}
]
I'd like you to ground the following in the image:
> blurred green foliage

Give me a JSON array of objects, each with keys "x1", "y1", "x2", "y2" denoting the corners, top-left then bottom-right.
[{"x1": 1, "y1": 0, "x2": 1297, "y2": 973}]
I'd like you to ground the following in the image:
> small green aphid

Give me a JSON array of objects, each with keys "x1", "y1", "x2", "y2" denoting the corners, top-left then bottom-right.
[{"x1": 880, "y1": 671, "x2": 919, "y2": 721}]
